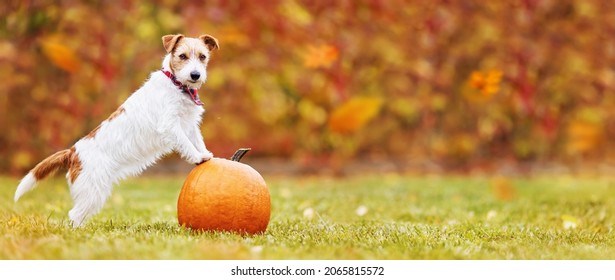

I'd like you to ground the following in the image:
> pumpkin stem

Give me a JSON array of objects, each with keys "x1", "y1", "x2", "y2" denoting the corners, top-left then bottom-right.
[{"x1": 230, "y1": 148, "x2": 251, "y2": 162}]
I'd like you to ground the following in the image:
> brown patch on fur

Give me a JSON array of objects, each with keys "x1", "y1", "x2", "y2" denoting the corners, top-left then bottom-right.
[
  {"x1": 162, "y1": 34, "x2": 184, "y2": 53},
  {"x1": 31, "y1": 147, "x2": 82, "y2": 183},
  {"x1": 199, "y1": 34, "x2": 220, "y2": 51},
  {"x1": 85, "y1": 124, "x2": 102, "y2": 139},
  {"x1": 84, "y1": 106, "x2": 125, "y2": 139},
  {"x1": 32, "y1": 149, "x2": 73, "y2": 180},
  {"x1": 108, "y1": 106, "x2": 125, "y2": 122},
  {"x1": 67, "y1": 146, "x2": 82, "y2": 183}
]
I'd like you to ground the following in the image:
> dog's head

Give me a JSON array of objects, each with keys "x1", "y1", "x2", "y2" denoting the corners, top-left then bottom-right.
[{"x1": 161, "y1": 34, "x2": 219, "y2": 89}]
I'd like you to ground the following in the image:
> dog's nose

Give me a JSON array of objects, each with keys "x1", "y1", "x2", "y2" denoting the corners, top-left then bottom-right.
[{"x1": 190, "y1": 71, "x2": 201, "y2": 81}]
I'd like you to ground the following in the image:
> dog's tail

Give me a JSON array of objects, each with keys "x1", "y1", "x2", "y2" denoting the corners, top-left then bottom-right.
[{"x1": 15, "y1": 149, "x2": 74, "y2": 202}]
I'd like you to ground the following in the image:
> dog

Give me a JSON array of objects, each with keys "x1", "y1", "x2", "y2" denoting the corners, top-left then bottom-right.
[{"x1": 14, "y1": 34, "x2": 219, "y2": 227}]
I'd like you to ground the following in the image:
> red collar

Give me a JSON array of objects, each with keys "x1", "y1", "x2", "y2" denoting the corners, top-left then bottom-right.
[{"x1": 161, "y1": 69, "x2": 204, "y2": 106}]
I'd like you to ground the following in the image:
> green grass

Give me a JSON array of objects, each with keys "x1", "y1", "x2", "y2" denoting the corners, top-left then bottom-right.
[{"x1": 1, "y1": 174, "x2": 615, "y2": 259}]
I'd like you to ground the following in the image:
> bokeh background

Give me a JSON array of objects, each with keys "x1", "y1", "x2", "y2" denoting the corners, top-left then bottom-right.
[{"x1": 1, "y1": 0, "x2": 614, "y2": 175}]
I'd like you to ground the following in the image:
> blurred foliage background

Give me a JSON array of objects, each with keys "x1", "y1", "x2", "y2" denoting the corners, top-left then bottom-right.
[{"x1": 1, "y1": 0, "x2": 614, "y2": 175}]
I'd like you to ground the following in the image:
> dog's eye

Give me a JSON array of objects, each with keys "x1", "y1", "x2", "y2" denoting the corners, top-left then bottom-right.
[
  {"x1": 179, "y1": 54, "x2": 188, "y2": 60},
  {"x1": 199, "y1": 54, "x2": 207, "y2": 61}
]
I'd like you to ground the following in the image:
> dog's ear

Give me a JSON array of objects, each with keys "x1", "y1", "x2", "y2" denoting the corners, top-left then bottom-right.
[
  {"x1": 162, "y1": 34, "x2": 184, "y2": 53},
  {"x1": 199, "y1": 34, "x2": 220, "y2": 51}
]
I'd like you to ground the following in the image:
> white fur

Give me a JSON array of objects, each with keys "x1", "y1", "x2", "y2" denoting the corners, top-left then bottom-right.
[
  {"x1": 14, "y1": 173, "x2": 36, "y2": 202},
  {"x1": 17, "y1": 52, "x2": 213, "y2": 227}
]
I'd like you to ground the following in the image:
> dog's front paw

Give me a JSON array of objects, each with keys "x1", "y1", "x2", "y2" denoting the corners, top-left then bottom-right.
[{"x1": 195, "y1": 151, "x2": 214, "y2": 165}]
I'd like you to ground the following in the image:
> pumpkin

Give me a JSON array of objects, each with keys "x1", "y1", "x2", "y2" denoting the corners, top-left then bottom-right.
[{"x1": 177, "y1": 148, "x2": 270, "y2": 234}]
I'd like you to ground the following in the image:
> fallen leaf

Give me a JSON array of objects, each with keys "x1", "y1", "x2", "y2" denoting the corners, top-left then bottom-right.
[
  {"x1": 40, "y1": 36, "x2": 81, "y2": 73},
  {"x1": 279, "y1": 0, "x2": 313, "y2": 26},
  {"x1": 303, "y1": 44, "x2": 339, "y2": 69},
  {"x1": 328, "y1": 97, "x2": 383, "y2": 134},
  {"x1": 464, "y1": 70, "x2": 503, "y2": 102},
  {"x1": 490, "y1": 176, "x2": 516, "y2": 201}
]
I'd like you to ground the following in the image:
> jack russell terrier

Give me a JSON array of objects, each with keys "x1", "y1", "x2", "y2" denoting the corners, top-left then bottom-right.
[{"x1": 14, "y1": 34, "x2": 219, "y2": 227}]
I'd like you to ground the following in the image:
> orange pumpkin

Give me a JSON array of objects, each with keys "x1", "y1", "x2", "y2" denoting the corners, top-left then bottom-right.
[{"x1": 177, "y1": 149, "x2": 270, "y2": 234}]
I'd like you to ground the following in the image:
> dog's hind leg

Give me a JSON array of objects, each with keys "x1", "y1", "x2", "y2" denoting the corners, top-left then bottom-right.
[{"x1": 67, "y1": 176, "x2": 112, "y2": 228}]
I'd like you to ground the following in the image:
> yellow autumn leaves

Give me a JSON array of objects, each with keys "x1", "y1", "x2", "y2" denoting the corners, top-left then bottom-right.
[
  {"x1": 302, "y1": 43, "x2": 382, "y2": 134},
  {"x1": 37, "y1": 29, "x2": 383, "y2": 137},
  {"x1": 328, "y1": 97, "x2": 383, "y2": 134},
  {"x1": 461, "y1": 69, "x2": 604, "y2": 156}
]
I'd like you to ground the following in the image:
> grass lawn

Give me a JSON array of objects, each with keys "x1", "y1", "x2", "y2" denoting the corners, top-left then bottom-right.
[{"x1": 1, "y1": 173, "x2": 614, "y2": 259}]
